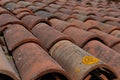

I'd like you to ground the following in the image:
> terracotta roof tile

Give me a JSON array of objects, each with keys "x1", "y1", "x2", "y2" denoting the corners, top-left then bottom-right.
[
  {"x1": 4, "y1": 24, "x2": 41, "y2": 51},
  {"x1": 16, "y1": 1, "x2": 32, "y2": 9},
  {"x1": 83, "y1": 40, "x2": 120, "y2": 76},
  {"x1": 110, "y1": 30, "x2": 120, "y2": 38},
  {"x1": 63, "y1": 27, "x2": 98, "y2": 47},
  {"x1": 33, "y1": 1, "x2": 47, "y2": 8},
  {"x1": 89, "y1": 29, "x2": 120, "y2": 53},
  {"x1": 0, "y1": 7, "x2": 12, "y2": 15},
  {"x1": 49, "y1": 3, "x2": 62, "y2": 9},
  {"x1": 16, "y1": 12, "x2": 32, "y2": 19},
  {"x1": 4, "y1": 2, "x2": 16, "y2": 11},
  {"x1": 49, "y1": 40, "x2": 118, "y2": 80},
  {"x1": 105, "y1": 21, "x2": 120, "y2": 27},
  {"x1": 85, "y1": 20, "x2": 120, "y2": 33},
  {"x1": 0, "y1": 0, "x2": 120, "y2": 79},
  {"x1": 50, "y1": 18, "x2": 74, "y2": 32},
  {"x1": 31, "y1": 23, "x2": 74, "y2": 50},
  {"x1": 44, "y1": 6, "x2": 58, "y2": 13},
  {"x1": 21, "y1": 15, "x2": 48, "y2": 30},
  {"x1": 13, "y1": 8, "x2": 33, "y2": 15},
  {"x1": 54, "y1": 11, "x2": 70, "y2": 20},
  {"x1": 13, "y1": 42, "x2": 71, "y2": 80},
  {"x1": 34, "y1": 10, "x2": 55, "y2": 19},
  {"x1": 27, "y1": 5, "x2": 40, "y2": 12},
  {"x1": 0, "y1": 45, "x2": 20, "y2": 80},
  {"x1": 0, "y1": 13, "x2": 23, "y2": 27}
]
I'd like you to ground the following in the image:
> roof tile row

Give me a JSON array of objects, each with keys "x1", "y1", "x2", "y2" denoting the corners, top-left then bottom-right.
[{"x1": 0, "y1": 0, "x2": 119, "y2": 80}]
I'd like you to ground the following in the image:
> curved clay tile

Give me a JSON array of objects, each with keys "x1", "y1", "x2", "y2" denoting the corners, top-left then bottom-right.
[
  {"x1": 16, "y1": 1, "x2": 32, "y2": 9},
  {"x1": 0, "y1": 45, "x2": 20, "y2": 80},
  {"x1": 89, "y1": 29, "x2": 120, "y2": 53},
  {"x1": 4, "y1": 24, "x2": 42, "y2": 51},
  {"x1": 105, "y1": 21, "x2": 120, "y2": 27},
  {"x1": 31, "y1": 23, "x2": 74, "y2": 50},
  {"x1": 83, "y1": 40, "x2": 120, "y2": 78},
  {"x1": 110, "y1": 30, "x2": 120, "y2": 38},
  {"x1": 0, "y1": 7, "x2": 12, "y2": 15},
  {"x1": 21, "y1": 15, "x2": 49, "y2": 30},
  {"x1": 49, "y1": 40, "x2": 118, "y2": 80},
  {"x1": 13, "y1": 8, "x2": 33, "y2": 15},
  {"x1": 50, "y1": 18, "x2": 76, "y2": 32},
  {"x1": 49, "y1": 3, "x2": 62, "y2": 9},
  {"x1": 13, "y1": 42, "x2": 71, "y2": 80},
  {"x1": 16, "y1": 12, "x2": 32, "y2": 19},
  {"x1": 63, "y1": 27, "x2": 98, "y2": 47},
  {"x1": 54, "y1": 11, "x2": 70, "y2": 20},
  {"x1": 0, "y1": 13, "x2": 24, "y2": 27},
  {"x1": 67, "y1": 18, "x2": 100, "y2": 30},
  {"x1": 44, "y1": 6, "x2": 58, "y2": 13},
  {"x1": 34, "y1": 10, "x2": 55, "y2": 19},
  {"x1": 4, "y1": 2, "x2": 16, "y2": 11},
  {"x1": 0, "y1": 0, "x2": 14, "y2": 6},
  {"x1": 85, "y1": 20, "x2": 120, "y2": 33}
]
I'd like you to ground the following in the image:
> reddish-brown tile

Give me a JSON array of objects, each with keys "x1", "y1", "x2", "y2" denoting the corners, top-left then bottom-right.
[
  {"x1": 107, "y1": 12, "x2": 120, "y2": 17},
  {"x1": 86, "y1": 15, "x2": 105, "y2": 22},
  {"x1": 13, "y1": 8, "x2": 33, "y2": 15},
  {"x1": 110, "y1": 30, "x2": 120, "y2": 38},
  {"x1": 112, "y1": 43, "x2": 120, "y2": 54},
  {"x1": 103, "y1": 16, "x2": 120, "y2": 22},
  {"x1": 44, "y1": 6, "x2": 57, "y2": 13},
  {"x1": 16, "y1": 12, "x2": 32, "y2": 19},
  {"x1": 72, "y1": 10, "x2": 87, "y2": 16},
  {"x1": 0, "y1": 45, "x2": 20, "y2": 80},
  {"x1": 4, "y1": 24, "x2": 41, "y2": 51},
  {"x1": 85, "y1": 20, "x2": 120, "y2": 33},
  {"x1": 31, "y1": 23, "x2": 74, "y2": 50},
  {"x1": 50, "y1": 18, "x2": 76, "y2": 32},
  {"x1": 0, "y1": 0, "x2": 13, "y2": 6},
  {"x1": 84, "y1": 75, "x2": 92, "y2": 80},
  {"x1": 13, "y1": 42, "x2": 71, "y2": 80},
  {"x1": 100, "y1": 74, "x2": 109, "y2": 80},
  {"x1": 67, "y1": 18, "x2": 100, "y2": 31},
  {"x1": 54, "y1": 11, "x2": 70, "y2": 20},
  {"x1": 49, "y1": 3, "x2": 62, "y2": 9},
  {"x1": 42, "y1": 0, "x2": 56, "y2": 5},
  {"x1": 105, "y1": 21, "x2": 120, "y2": 27},
  {"x1": 83, "y1": 40, "x2": 120, "y2": 77},
  {"x1": 0, "y1": 7, "x2": 11, "y2": 15},
  {"x1": 0, "y1": 13, "x2": 23, "y2": 27},
  {"x1": 49, "y1": 40, "x2": 118, "y2": 80},
  {"x1": 63, "y1": 27, "x2": 98, "y2": 47},
  {"x1": 21, "y1": 15, "x2": 48, "y2": 30},
  {"x1": 59, "y1": 8, "x2": 72, "y2": 14},
  {"x1": 89, "y1": 29, "x2": 120, "y2": 53},
  {"x1": 25, "y1": 0, "x2": 41, "y2": 2},
  {"x1": 71, "y1": 13, "x2": 97, "y2": 22}
]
